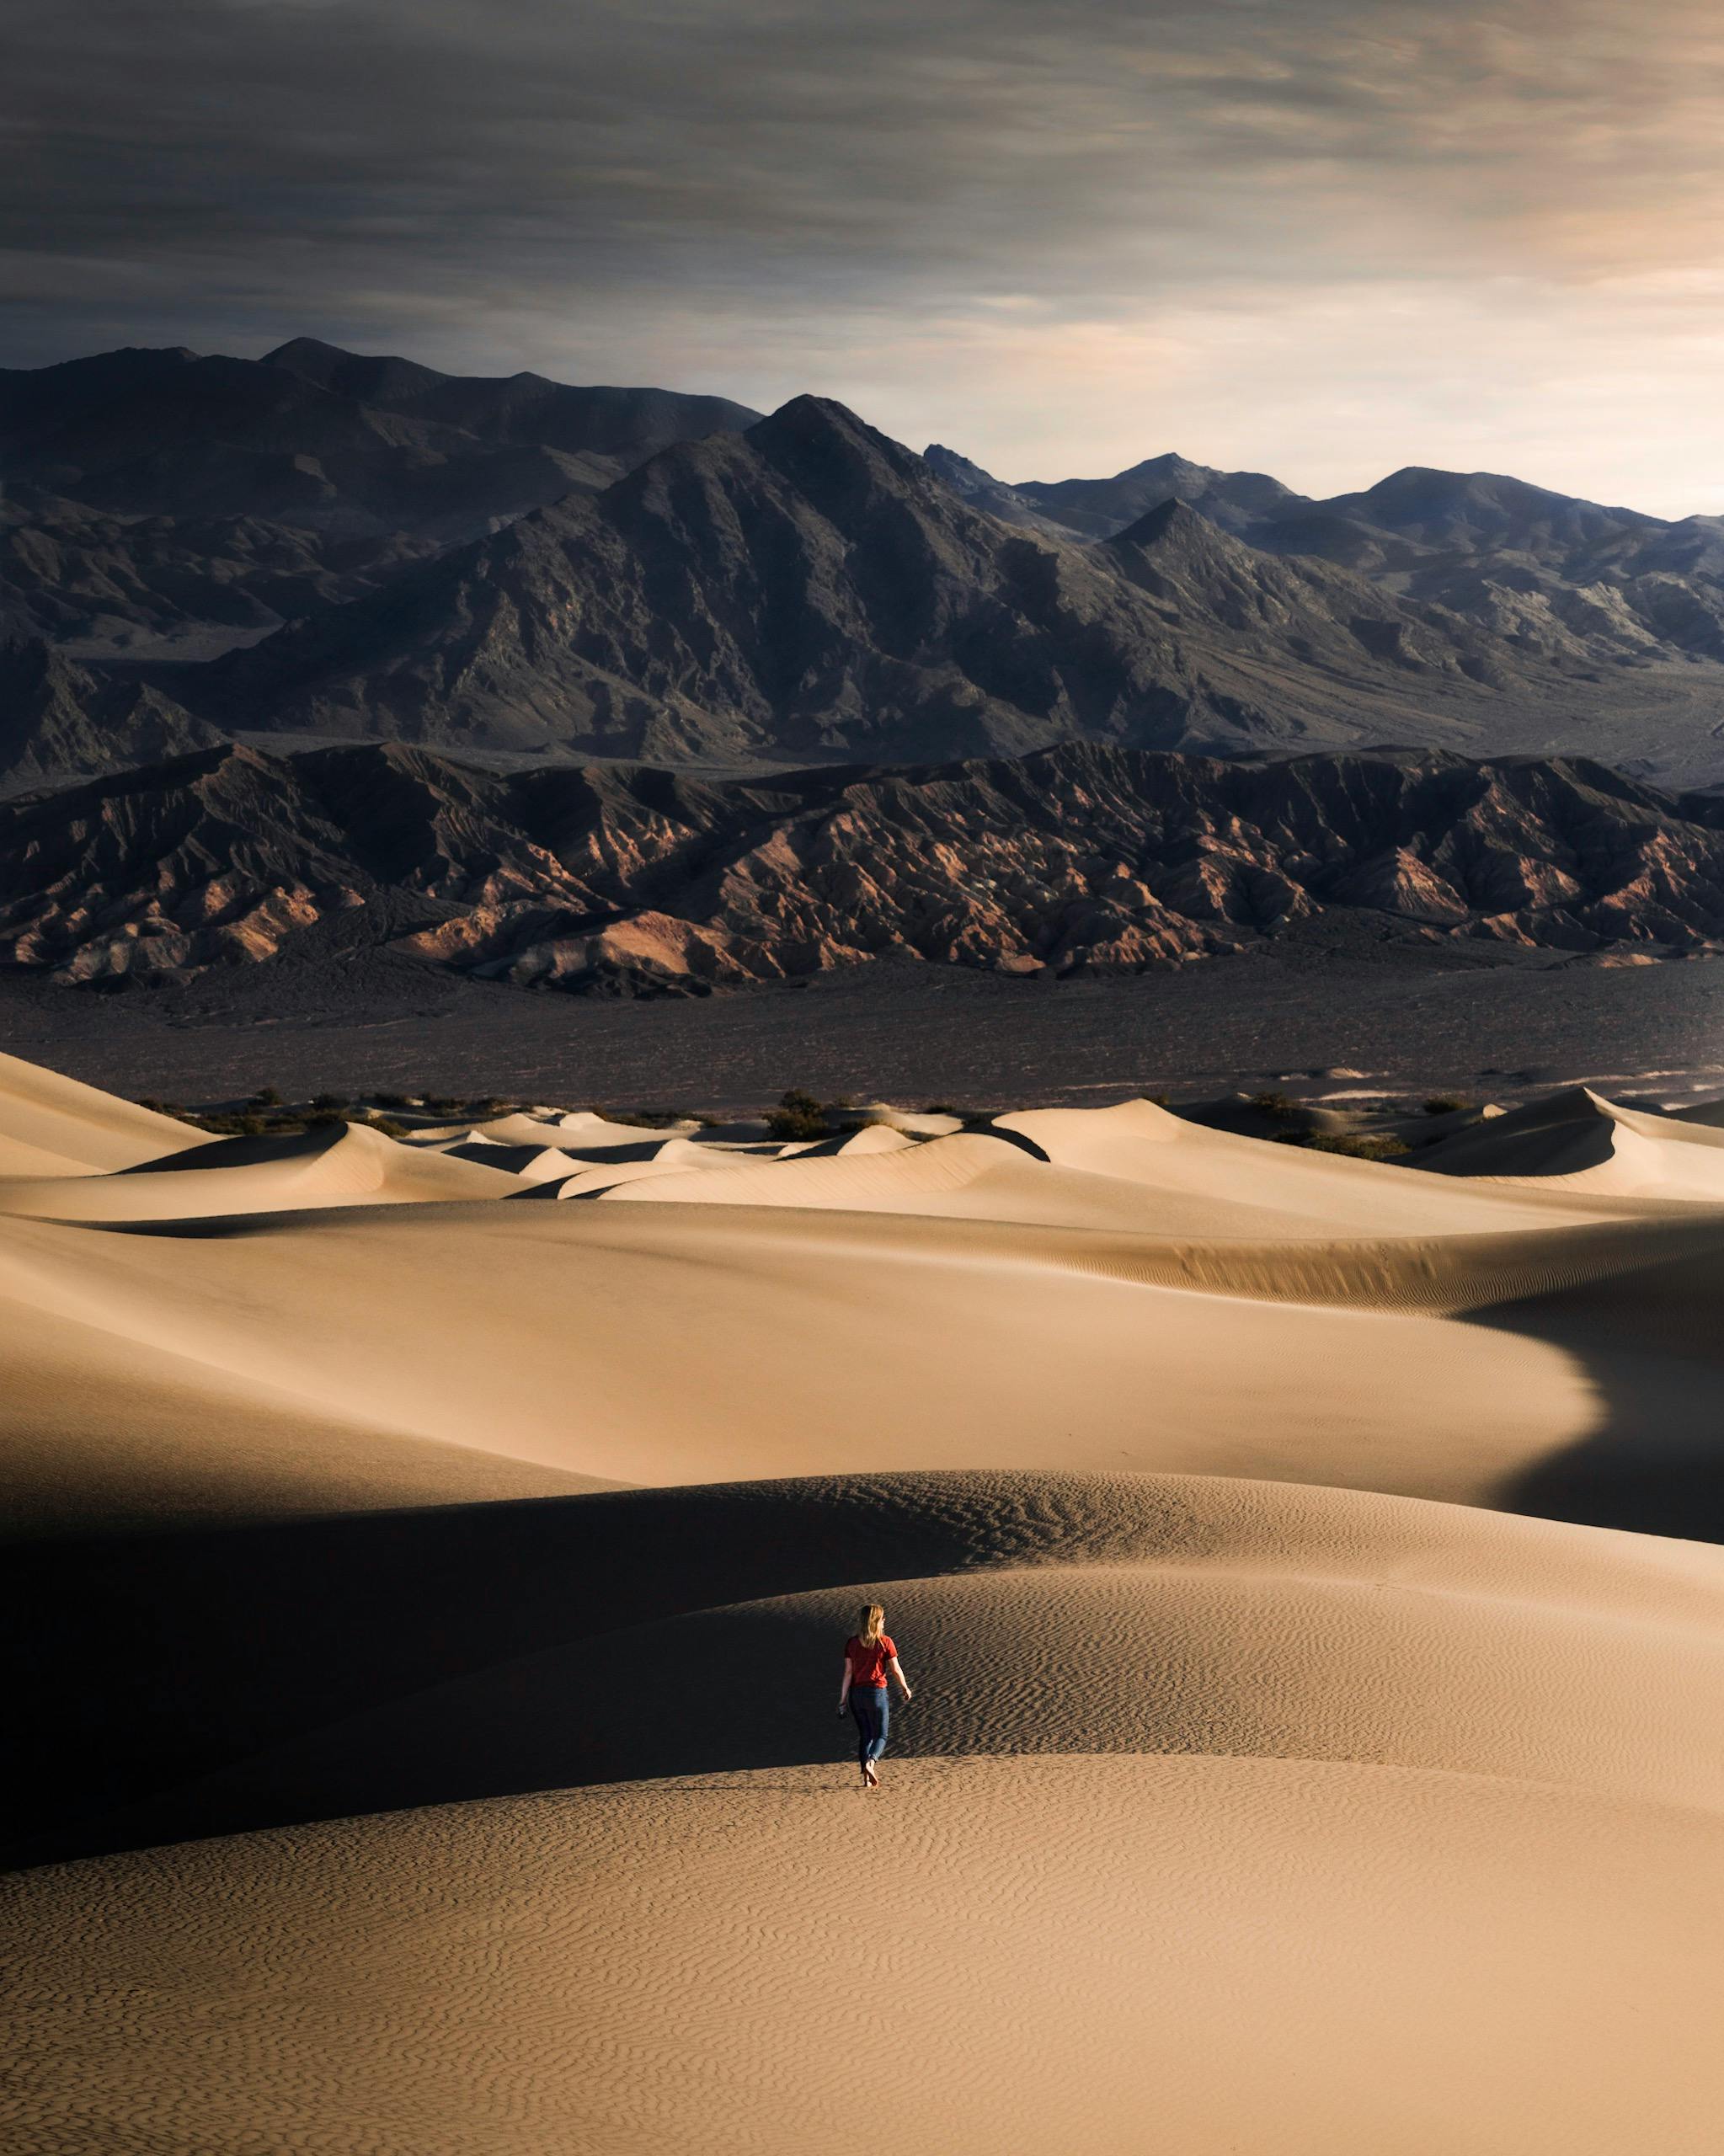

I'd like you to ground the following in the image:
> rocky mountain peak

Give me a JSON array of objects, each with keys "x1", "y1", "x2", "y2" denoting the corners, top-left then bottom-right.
[
  {"x1": 745, "y1": 393, "x2": 929, "y2": 495},
  {"x1": 260, "y1": 336, "x2": 355, "y2": 376},
  {"x1": 922, "y1": 443, "x2": 995, "y2": 488},
  {"x1": 1107, "y1": 495, "x2": 1228, "y2": 552}
]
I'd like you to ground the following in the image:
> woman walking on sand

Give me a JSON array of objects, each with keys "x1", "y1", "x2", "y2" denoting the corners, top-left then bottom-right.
[{"x1": 838, "y1": 1604, "x2": 912, "y2": 1789}]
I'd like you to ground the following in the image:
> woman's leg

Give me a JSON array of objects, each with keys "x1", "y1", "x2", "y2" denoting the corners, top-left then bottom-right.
[
  {"x1": 867, "y1": 1689, "x2": 890, "y2": 1764},
  {"x1": 850, "y1": 1692, "x2": 873, "y2": 1770}
]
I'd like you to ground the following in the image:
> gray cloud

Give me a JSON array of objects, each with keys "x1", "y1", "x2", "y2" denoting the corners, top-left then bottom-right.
[{"x1": 8, "y1": 2, "x2": 1724, "y2": 507}]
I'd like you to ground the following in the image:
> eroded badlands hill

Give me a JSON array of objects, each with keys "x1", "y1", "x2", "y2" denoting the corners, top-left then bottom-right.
[{"x1": 7, "y1": 738, "x2": 1724, "y2": 990}]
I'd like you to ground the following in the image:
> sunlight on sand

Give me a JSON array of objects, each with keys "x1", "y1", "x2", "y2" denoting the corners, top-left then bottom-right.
[{"x1": 5, "y1": 1049, "x2": 1724, "y2": 2155}]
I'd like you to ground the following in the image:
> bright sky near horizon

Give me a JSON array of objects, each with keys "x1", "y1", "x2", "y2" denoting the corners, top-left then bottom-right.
[{"x1": 8, "y1": 0, "x2": 1724, "y2": 514}]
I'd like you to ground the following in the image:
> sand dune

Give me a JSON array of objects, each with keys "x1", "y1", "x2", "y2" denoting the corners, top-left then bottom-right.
[
  {"x1": 8, "y1": 1053, "x2": 1724, "y2": 2153},
  {"x1": 787, "y1": 1120, "x2": 917, "y2": 1156},
  {"x1": 0, "y1": 1118, "x2": 526, "y2": 1220},
  {"x1": 0, "y1": 1048, "x2": 208, "y2": 1175},
  {"x1": 603, "y1": 1109, "x2": 1631, "y2": 1234},
  {"x1": 529, "y1": 1134, "x2": 782, "y2": 1197},
  {"x1": 8, "y1": 1471, "x2": 1724, "y2": 2153},
  {"x1": 849, "y1": 1101, "x2": 964, "y2": 1134},
  {"x1": 4, "y1": 1055, "x2": 1724, "y2": 1547},
  {"x1": 412, "y1": 1107, "x2": 701, "y2": 1150},
  {"x1": 439, "y1": 1138, "x2": 597, "y2": 1182},
  {"x1": 34, "y1": 1469, "x2": 1721, "y2": 1853},
  {"x1": 9, "y1": 1182, "x2": 1724, "y2": 1540},
  {"x1": 13, "y1": 1757, "x2": 1719, "y2": 2156},
  {"x1": 1416, "y1": 1083, "x2": 1724, "y2": 1198}
]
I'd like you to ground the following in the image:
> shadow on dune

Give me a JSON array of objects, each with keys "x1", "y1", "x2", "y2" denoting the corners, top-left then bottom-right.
[
  {"x1": 113, "y1": 1125, "x2": 348, "y2": 1175},
  {"x1": 1460, "y1": 1227, "x2": 1724, "y2": 1540},
  {"x1": 18, "y1": 1205, "x2": 1724, "y2": 1868},
  {"x1": 0, "y1": 1470, "x2": 1208, "y2": 1868}
]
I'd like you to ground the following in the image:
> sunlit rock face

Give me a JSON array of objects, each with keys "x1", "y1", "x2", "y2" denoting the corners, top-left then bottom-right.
[{"x1": 6, "y1": 738, "x2": 1724, "y2": 994}]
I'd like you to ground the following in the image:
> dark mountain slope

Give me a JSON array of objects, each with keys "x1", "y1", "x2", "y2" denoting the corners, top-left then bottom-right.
[
  {"x1": 969, "y1": 443, "x2": 1724, "y2": 674},
  {"x1": 7, "y1": 738, "x2": 1724, "y2": 993},
  {"x1": 0, "y1": 344, "x2": 761, "y2": 657},
  {"x1": 0, "y1": 633, "x2": 222, "y2": 790},
  {"x1": 1015, "y1": 452, "x2": 1309, "y2": 540},
  {"x1": 1316, "y1": 467, "x2": 1658, "y2": 557},
  {"x1": 1100, "y1": 499, "x2": 1519, "y2": 688},
  {"x1": 201, "y1": 398, "x2": 1580, "y2": 765},
  {"x1": 14, "y1": 339, "x2": 1724, "y2": 782},
  {"x1": 920, "y1": 445, "x2": 1073, "y2": 536},
  {"x1": 262, "y1": 338, "x2": 759, "y2": 462}
]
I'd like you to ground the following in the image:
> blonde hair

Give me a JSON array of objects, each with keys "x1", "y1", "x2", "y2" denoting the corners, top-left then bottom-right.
[{"x1": 857, "y1": 1604, "x2": 885, "y2": 1644}]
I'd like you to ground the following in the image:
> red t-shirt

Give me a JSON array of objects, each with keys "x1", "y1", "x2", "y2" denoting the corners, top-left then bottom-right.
[{"x1": 846, "y1": 1634, "x2": 897, "y2": 1689}]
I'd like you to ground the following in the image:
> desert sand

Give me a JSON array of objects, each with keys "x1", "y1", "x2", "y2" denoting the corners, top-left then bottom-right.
[{"x1": 5, "y1": 1049, "x2": 1724, "y2": 2154}]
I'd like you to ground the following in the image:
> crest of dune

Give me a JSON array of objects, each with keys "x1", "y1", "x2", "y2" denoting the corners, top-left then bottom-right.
[
  {"x1": 0, "y1": 1047, "x2": 211, "y2": 1175},
  {"x1": 604, "y1": 1096, "x2": 1629, "y2": 1237},
  {"x1": 442, "y1": 1108, "x2": 702, "y2": 1150},
  {"x1": 1415, "y1": 1085, "x2": 1724, "y2": 1199},
  {"x1": 0, "y1": 1116, "x2": 528, "y2": 1221}
]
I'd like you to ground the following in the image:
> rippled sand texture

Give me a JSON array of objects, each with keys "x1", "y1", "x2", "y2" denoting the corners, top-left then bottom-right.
[
  {"x1": 5, "y1": 1051, "x2": 1724, "y2": 2154},
  {"x1": 12, "y1": 1758, "x2": 1724, "y2": 2156}
]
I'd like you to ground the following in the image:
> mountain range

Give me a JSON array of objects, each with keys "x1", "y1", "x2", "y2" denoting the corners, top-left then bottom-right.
[
  {"x1": 8, "y1": 739, "x2": 1724, "y2": 995},
  {"x1": 0, "y1": 339, "x2": 760, "y2": 661},
  {"x1": 7, "y1": 339, "x2": 1724, "y2": 793},
  {"x1": 930, "y1": 442, "x2": 1724, "y2": 667},
  {"x1": 184, "y1": 397, "x2": 1559, "y2": 768}
]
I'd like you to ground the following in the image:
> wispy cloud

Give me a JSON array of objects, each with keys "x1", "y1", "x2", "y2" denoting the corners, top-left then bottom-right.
[{"x1": 7, "y1": 1, "x2": 1724, "y2": 508}]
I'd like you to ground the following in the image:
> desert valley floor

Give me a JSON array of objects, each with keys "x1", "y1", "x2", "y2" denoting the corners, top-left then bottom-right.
[
  {"x1": 6, "y1": 1048, "x2": 1724, "y2": 2153},
  {"x1": 18, "y1": 940, "x2": 1724, "y2": 1116}
]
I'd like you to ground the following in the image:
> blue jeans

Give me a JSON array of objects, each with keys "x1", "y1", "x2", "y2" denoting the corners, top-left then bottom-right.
[{"x1": 851, "y1": 1686, "x2": 889, "y2": 1766}]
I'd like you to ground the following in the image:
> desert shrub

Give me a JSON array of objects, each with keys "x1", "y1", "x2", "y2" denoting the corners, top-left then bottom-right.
[
  {"x1": 189, "y1": 1111, "x2": 270, "y2": 1137},
  {"x1": 366, "y1": 1115, "x2": 410, "y2": 1139},
  {"x1": 422, "y1": 1095, "x2": 464, "y2": 1113},
  {"x1": 372, "y1": 1091, "x2": 411, "y2": 1109},
  {"x1": 1274, "y1": 1131, "x2": 1411, "y2": 1160},
  {"x1": 306, "y1": 1108, "x2": 347, "y2": 1128},
  {"x1": 1422, "y1": 1094, "x2": 1473, "y2": 1116},
  {"x1": 136, "y1": 1097, "x2": 164, "y2": 1113},
  {"x1": 925, "y1": 1102, "x2": 962, "y2": 1116},
  {"x1": 1249, "y1": 1090, "x2": 1297, "y2": 1116},
  {"x1": 311, "y1": 1091, "x2": 349, "y2": 1113},
  {"x1": 766, "y1": 1087, "x2": 831, "y2": 1142},
  {"x1": 248, "y1": 1086, "x2": 282, "y2": 1107}
]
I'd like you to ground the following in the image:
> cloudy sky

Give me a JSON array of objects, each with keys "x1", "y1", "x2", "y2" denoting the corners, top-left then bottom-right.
[{"x1": 8, "y1": 0, "x2": 1724, "y2": 510}]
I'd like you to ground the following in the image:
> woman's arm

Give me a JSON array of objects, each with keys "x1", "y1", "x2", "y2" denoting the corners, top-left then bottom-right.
[
  {"x1": 837, "y1": 1654, "x2": 852, "y2": 1714},
  {"x1": 888, "y1": 1655, "x2": 912, "y2": 1702}
]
